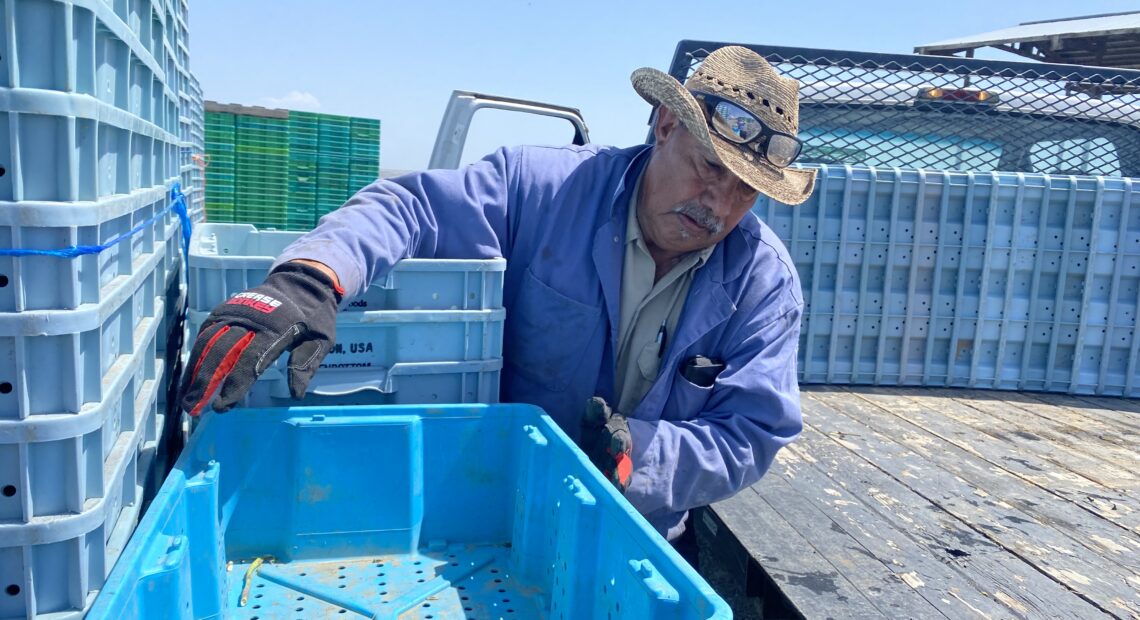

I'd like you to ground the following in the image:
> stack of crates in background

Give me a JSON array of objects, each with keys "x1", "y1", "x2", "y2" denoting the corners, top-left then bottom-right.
[
  {"x1": 316, "y1": 113, "x2": 352, "y2": 222},
  {"x1": 203, "y1": 111, "x2": 236, "y2": 222},
  {"x1": 0, "y1": 0, "x2": 202, "y2": 617},
  {"x1": 235, "y1": 108, "x2": 289, "y2": 229},
  {"x1": 203, "y1": 104, "x2": 381, "y2": 231},
  {"x1": 287, "y1": 111, "x2": 320, "y2": 230},
  {"x1": 349, "y1": 117, "x2": 382, "y2": 195}
]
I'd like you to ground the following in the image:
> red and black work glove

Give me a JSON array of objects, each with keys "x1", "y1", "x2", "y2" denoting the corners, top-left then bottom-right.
[
  {"x1": 581, "y1": 396, "x2": 634, "y2": 493},
  {"x1": 179, "y1": 262, "x2": 342, "y2": 417}
]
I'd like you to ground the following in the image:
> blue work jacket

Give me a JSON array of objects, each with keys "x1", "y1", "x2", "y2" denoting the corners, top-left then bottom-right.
[{"x1": 274, "y1": 144, "x2": 803, "y2": 539}]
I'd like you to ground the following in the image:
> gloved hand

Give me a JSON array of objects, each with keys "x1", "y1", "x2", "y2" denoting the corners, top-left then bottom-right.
[
  {"x1": 179, "y1": 261, "x2": 342, "y2": 416},
  {"x1": 581, "y1": 396, "x2": 633, "y2": 493}
]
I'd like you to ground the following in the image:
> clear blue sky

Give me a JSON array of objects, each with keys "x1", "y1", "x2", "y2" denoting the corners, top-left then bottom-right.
[{"x1": 190, "y1": 1, "x2": 1138, "y2": 171}]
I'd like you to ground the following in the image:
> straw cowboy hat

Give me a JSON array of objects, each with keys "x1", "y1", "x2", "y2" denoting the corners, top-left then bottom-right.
[{"x1": 632, "y1": 46, "x2": 816, "y2": 205}]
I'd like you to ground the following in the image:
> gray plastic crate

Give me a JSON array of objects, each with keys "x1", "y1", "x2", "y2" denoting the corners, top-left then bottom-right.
[
  {"x1": 187, "y1": 223, "x2": 506, "y2": 312},
  {"x1": 753, "y1": 166, "x2": 1140, "y2": 396},
  {"x1": 0, "y1": 355, "x2": 162, "y2": 619},
  {"x1": 0, "y1": 248, "x2": 164, "y2": 419},
  {"x1": 0, "y1": 298, "x2": 163, "y2": 522},
  {"x1": 0, "y1": 189, "x2": 174, "y2": 312}
]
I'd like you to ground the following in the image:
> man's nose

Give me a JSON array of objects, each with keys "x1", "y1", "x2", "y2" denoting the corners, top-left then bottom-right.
[{"x1": 701, "y1": 173, "x2": 739, "y2": 217}]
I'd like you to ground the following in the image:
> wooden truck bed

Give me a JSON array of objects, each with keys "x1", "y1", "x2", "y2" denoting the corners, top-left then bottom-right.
[{"x1": 698, "y1": 386, "x2": 1140, "y2": 619}]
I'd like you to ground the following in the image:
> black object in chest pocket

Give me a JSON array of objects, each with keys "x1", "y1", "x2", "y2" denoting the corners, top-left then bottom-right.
[{"x1": 680, "y1": 355, "x2": 725, "y2": 388}]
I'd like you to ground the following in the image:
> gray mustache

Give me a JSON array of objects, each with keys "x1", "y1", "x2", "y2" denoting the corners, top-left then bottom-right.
[{"x1": 673, "y1": 203, "x2": 724, "y2": 235}]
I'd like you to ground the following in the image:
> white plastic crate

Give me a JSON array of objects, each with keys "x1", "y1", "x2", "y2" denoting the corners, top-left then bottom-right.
[
  {"x1": 0, "y1": 248, "x2": 164, "y2": 419},
  {"x1": 188, "y1": 223, "x2": 506, "y2": 312},
  {"x1": 0, "y1": 297, "x2": 162, "y2": 522},
  {"x1": 0, "y1": 356, "x2": 162, "y2": 620},
  {"x1": 753, "y1": 166, "x2": 1140, "y2": 396},
  {"x1": 0, "y1": 189, "x2": 174, "y2": 312}
]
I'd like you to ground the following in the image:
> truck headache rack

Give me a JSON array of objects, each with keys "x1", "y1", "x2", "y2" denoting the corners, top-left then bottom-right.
[{"x1": 668, "y1": 41, "x2": 1140, "y2": 177}]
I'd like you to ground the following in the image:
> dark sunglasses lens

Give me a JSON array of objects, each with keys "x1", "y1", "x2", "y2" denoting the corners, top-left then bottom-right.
[
  {"x1": 766, "y1": 134, "x2": 802, "y2": 167},
  {"x1": 710, "y1": 101, "x2": 762, "y2": 143}
]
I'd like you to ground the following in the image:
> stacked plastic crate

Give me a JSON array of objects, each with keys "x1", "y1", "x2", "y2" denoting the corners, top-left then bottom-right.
[
  {"x1": 203, "y1": 110, "x2": 236, "y2": 222},
  {"x1": 752, "y1": 167, "x2": 1140, "y2": 396},
  {"x1": 287, "y1": 111, "x2": 320, "y2": 230},
  {"x1": 185, "y1": 224, "x2": 505, "y2": 408},
  {"x1": 0, "y1": 0, "x2": 197, "y2": 616},
  {"x1": 348, "y1": 117, "x2": 381, "y2": 195},
  {"x1": 316, "y1": 114, "x2": 352, "y2": 222},
  {"x1": 235, "y1": 109, "x2": 289, "y2": 229}
]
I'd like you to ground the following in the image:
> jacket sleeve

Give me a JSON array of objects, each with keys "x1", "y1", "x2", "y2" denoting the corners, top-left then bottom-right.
[
  {"x1": 623, "y1": 299, "x2": 803, "y2": 518},
  {"x1": 272, "y1": 148, "x2": 518, "y2": 300}
]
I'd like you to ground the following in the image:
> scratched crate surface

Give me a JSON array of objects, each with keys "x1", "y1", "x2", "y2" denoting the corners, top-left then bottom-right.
[
  {"x1": 227, "y1": 547, "x2": 541, "y2": 619},
  {"x1": 701, "y1": 386, "x2": 1140, "y2": 619}
]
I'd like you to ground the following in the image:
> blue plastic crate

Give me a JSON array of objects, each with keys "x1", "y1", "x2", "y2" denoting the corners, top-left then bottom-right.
[
  {"x1": 1, "y1": 0, "x2": 175, "y2": 127},
  {"x1": 88, "y1": 404, "x2": 731, "y2": 620},
  {"x1": 0, "y1": 296, "x2": 162, "y2": 521},
  {"x1": 752, "y1": 166, "x2": 1140, "y2": 396},
  {"x1": 188, "y1": 223, "x2": 506, "y2": 312},
  {"x1": 0, "y1": 355, "x2": 163, "y2": 619},
  {"x1": 0, "y1": 188, "x2": 174, "y2": 312},
  {"x1": 0, "y1": 248, "x2": 164, "y2": 419},
  {"x1": 0, "y1": 91, "x2": 181, "y2": 202}
]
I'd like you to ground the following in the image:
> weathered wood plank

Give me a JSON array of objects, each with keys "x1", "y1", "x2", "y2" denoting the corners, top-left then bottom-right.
[
  {"x1": 990, "y1": 391, "x2": 1140, "y2": 456},
  {"x1": 917, "y1": 388, "x2": 1140, "y2": 483},
  {"x1": 754, "y1": 462, "x2": 950, "y2": 618},
  {"x1": 806, "y1": 388, "x2": 1140, "y2": 617},
  {"x1": 768, "y1": 429, "x2": 1089, "y2": 619},
  {"x1": 710, "y1": 482, "x2": 889, "y2": 618},
  {"x1": 845, "y1": 387, "x2": 1140, "y2": 534},
  {"x1": 1064, "y1": 395, "x2": 1140, "y2": 429}
]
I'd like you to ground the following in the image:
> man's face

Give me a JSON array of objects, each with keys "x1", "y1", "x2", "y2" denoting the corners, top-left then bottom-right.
[{"x1": 638, "y1": 106, "x2": 760, "y2": 261}]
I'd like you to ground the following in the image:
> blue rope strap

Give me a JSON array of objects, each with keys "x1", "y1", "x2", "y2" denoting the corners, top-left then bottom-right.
[{"x1": 0, "y1": 183, "x2": 193, "y2": 259}]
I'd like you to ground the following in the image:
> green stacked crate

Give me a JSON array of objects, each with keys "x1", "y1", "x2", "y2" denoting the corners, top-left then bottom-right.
[
  {"x1": 316, "y1": 114, "x2": 352, "y2": 219},
  {"x1": 236, "y1": 115, "x2": 288, "y2": 229},
  {"x1": 348, "y1": 117, "x2": 380, "y2": 194},
  {"x1": 204, "y1": 111, "x2": 236, "y2": 222},
  {"x1": 348, "y1": 161, "x2": 378, "y2": 195},
  {"x1": 204, "y1": 104, "x2": 381, "y2": 230},
  {"x1": 316, "y1": 156, "x2": 349, "y2": 219},
  {"x1": 287, "y1": 111, "x2": 320, "y2": 230}
]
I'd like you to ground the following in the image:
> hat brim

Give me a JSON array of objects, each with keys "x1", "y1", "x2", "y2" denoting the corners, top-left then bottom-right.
[{"x1": 631, "y1": 67, "x2": 816, "y2": 206}]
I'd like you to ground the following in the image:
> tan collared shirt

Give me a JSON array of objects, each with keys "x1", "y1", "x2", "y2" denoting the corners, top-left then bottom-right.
[{"x1": 616, "y1": 178, "x2": 714, "y2": 414}]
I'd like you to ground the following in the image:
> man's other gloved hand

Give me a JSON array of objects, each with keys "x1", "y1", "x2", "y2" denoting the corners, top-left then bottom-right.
[
  {"x1": 581, "y1": 396, "x2": 633, "y2": 493},
  {"x1": 180, "y1": 261, "x2": 342, "y2": 416}
]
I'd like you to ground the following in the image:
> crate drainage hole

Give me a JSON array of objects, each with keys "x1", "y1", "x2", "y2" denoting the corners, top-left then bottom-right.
[
  {"x1": 1, "y1": 486, "x2": 14, "y2": 497},
  {"x1": 5, "y1": 585, "x2": 18, "y2": 596}
]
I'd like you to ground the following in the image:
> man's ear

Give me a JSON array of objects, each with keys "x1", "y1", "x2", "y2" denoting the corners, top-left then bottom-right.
[{"x1": 653, "y1": 105, "x2": 681, "y2": 145}]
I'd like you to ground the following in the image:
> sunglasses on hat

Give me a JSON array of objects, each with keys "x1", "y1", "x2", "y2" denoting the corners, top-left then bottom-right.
[{"x1": 693, "y1": 91, "x2": 804, "y2": 168}]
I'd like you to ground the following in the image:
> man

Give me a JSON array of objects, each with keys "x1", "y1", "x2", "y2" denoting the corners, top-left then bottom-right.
[{"x1": 180, "y1": 46, "x2": 816, "y2": 559}]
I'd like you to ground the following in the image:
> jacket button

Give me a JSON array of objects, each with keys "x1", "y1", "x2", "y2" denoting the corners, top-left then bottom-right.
[{"x1": 613, "y1": 236, "x2": 619, "y2": 243}]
